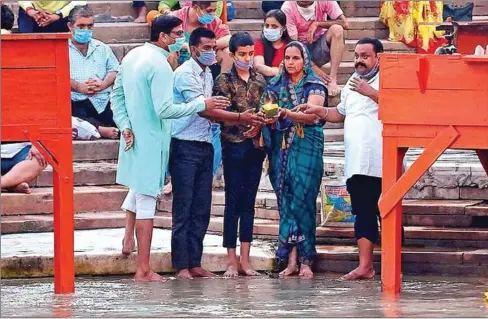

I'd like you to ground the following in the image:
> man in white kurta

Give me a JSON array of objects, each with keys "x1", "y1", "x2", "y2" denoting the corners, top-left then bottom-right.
[
  {"x1": 294, "y1": 37, "x2": 384, "y2": 281},
  {"x1": 110, "y1": 15, "x2": 229, "y2": 281}
]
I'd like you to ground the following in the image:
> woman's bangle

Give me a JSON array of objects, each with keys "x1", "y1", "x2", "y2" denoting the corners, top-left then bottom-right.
[
  {"x1": 282, "y1": 109, "x2": 288, "y2": 119},
  {"x1": 321, "y1": 108, "x2": 329, "y2": 121},
  {"x1": 237, "y1": 113, "x2": 241, "y2": 122}
]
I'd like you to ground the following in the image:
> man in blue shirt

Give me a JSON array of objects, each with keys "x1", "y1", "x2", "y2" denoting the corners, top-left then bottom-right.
[
  {"x1": 170, "y1": 27, "x2": 221, "y2": 279},
  {"x1": 68, "y1": 5, "x2": 120, "y2": 139}
]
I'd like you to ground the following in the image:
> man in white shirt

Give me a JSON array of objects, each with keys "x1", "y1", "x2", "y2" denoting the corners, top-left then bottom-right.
[
  {"x1": 294, "y1": 37, "x2": 384, "y2": 281},
  {"x1": 1, "y1": 143, "x2": 47, "y2": 193}
]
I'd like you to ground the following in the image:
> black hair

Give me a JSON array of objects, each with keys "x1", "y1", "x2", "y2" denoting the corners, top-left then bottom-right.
[
  {"x1": 356, "y1": 37, "x2": 384, "y2": 55},
  {"x1": 1, "y1": 5, "x2": 14, "y2": 31},
  {"x1": 68, "y1": 5, "x2": 94, "y2": 24},
  {"x1": 150, "y1": 15, "x2": 183, "y2": 42},
  {"x1": 189, "y1": 27, "x2": 216, "y2": 47},
  {"x1": 261, "y1": 9, "x2": 291, "y2": 67},
  {"x1": 229, "y1": 32, "x2": 254, "y2": 54},
  {"x1": 192, "y1": 1, "x2": 214, "y2": 9}
]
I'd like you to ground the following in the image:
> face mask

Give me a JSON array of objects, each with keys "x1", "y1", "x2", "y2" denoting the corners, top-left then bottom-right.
[
  {"x1": 73, "y1": 28, "x2": 93, "y2": 44},
  {"x1": 168, "y1": 35, "x2": 186, "y2": 52},
  {"x1": 354, "y1": 59, "x2": 379, "y2": 80},
  {"x1": 234, "y1": 58, "x2": 253, "y2": 71},
  {"x1": 263, "y1": 28, "x2": 282, "y2": 42},
  {"x1": 197, "y1": 9, "x2": 215, "y2": 24},
  {"x1": 196, "y1": 49, "x2": 217, "y2": 66},
  {"x1": 297, "y1": 2, "x2": 316, "y2": 21}
]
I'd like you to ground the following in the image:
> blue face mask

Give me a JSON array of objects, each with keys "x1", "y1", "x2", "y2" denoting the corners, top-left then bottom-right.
[
  {"x1": 73, "y1": 28, "x2": 93, "y2": 44},
  {"x1": 168, "y1": 36, "x2": 186, "y2": 53},
  {"x1": 263, "y1": 28, "x2": 282, "y2": 42},
  {"x1": 235, "y1": 59, "x2": 253, "y2": 71},
  {"x1": 197, "y1": 9, "x2": 215, "y2": 24},
  {"x1": 196, "y1": 49, "x2": 217, "y2": 66}
]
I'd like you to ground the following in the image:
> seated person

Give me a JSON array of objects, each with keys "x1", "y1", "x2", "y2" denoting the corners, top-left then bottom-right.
[
  {"x1": 281, "y1": 1, "x2": 349, "y2": 96},
  {"x1": 132, "y1": 1, "x2": 147, "y2": 23},
  {"x1": 254, "y1": 9, "x2": 291, "y2": 81},
  {"x1": 171, "y1": 1, "x2": 232, "y2": 75},
  {"x1": 262, "y1": 1, "x2": 283, "y2": 14},
  {"x1": 17, "y1": 1, "x2": 86, "y2": 33},
  {"x1": 68, "y1": 5, "x2": 120, "y2": 139},
  {"x1": 1, "y1": 4, "x2": 14, "y2": 34},
  {"x1": 1, "y1": 143, "x2": 47, "y2": 194}
]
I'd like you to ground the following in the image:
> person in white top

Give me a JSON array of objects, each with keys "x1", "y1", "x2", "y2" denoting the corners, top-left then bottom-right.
[{"x1": 294, "y1": 37, "x2": 384, "y2": 281}]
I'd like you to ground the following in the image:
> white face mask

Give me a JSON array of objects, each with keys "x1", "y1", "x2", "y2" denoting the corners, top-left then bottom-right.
[{"x1": 296, "y1": 2, "x2": 317, "y2": 21}]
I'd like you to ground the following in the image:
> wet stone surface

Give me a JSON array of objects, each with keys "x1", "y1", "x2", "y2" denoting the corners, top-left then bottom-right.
[{"x1": 1, "y1": 276, "x2": 487, "y2": 317}]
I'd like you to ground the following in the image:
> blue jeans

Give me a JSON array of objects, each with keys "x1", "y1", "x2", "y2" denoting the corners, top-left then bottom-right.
[
  {"x1": 132, "y1": 1, "x2": 145, "y2": 8},
  {"x1": 1, "y1": 145, "x2": 31, "y2": 175},
  {"x1": 170, "y1": 139, "x2": 214, "y2": 269}
]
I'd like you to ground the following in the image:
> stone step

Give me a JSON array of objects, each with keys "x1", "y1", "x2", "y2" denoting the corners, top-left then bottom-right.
[
  {"x1": 3, "y1": 228, "x2": 487, "y2": 278},
  {"x1": 0, "y1": 186, "x2": 128, "y2": 216},
  {"x1": 2, "y1": 196, "x2": 487, "y2": 233},
  {"x1": 73, "y1": 140, "x2": 119, "y2": 161}
]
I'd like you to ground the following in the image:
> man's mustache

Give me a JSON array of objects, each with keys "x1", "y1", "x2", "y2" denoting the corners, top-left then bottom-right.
[{"x1": 355, "y1": 62, "x2": 367, "y2": 68}]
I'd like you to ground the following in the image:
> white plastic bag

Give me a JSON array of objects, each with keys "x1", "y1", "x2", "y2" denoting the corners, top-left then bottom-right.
[{"x1": 72, "y1": 117, "x2": 101, "y2": 140}]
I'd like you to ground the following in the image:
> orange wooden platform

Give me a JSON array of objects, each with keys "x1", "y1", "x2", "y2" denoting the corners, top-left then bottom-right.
[
  {"x1": 378, "y1": 53, "x2": 488, "y2": 294},
  {"x1": 1, "y1": 33, "x2": 75, "y2": 294}
]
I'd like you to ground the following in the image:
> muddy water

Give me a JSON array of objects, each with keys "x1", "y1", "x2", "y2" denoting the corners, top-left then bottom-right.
[{"x1": 1, "y1": 275, "x2": 487, "y2": 317}]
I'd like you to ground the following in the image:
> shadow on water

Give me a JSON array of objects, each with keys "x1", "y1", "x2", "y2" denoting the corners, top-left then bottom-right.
[{"x1": 1, "y1": 275, "x2": 488, "y2": 317}]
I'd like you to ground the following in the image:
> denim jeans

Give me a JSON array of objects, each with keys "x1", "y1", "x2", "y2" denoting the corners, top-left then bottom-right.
[
  {"x1": 170, "y1": 139, "x2": 214, "y2": 269},
  {"x1": 222, "y1": 139, "x2": 265, "y2": 248},
  {"x1": 18, "y1": 8, "x2": 69, "y2": 33}
]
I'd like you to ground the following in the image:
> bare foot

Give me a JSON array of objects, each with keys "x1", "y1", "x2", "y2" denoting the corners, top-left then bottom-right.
[
  {"x1": 223, "y1": 265, "x2": 239, "y2": 278},
  {"x1": 98, "y1": 126, "x2": 119, "y2": 139},
  {"x1": 134, "y1": 6, "x2": 147, "y2": 23},
  {"x1": 163, "y1": 182, "x2": 172, "y2": 195},
  {"x1": 327, "y1": 80, "x2": 341, "y2": 97},
  {"x1": 12, "y1": 182, "x2": 31, "y2": 194},
  {"x1": 122, "y1": 237, "x2": 135, "y2": 256},
  {"x1": 134, "y1": 270, "x2": 167, "y2": 282},
  {"x1": 279, "y1": 264, "x2": 298, "y2": 278},
  {"x1": 176, "y1": 269, "x2": 194, "y2": 280},
  {"x1": 340, "y1": 266, "x2": 375, "y2": 281},
  {"x1": 299, "y1": 264, "x2": 314, "y2": 279},
  {"x1": 190, "y1": 267, "x2": 216, "y2": 278},
  {"x1": 239, "y1": 261, "x2": 260, "y2": 276}
]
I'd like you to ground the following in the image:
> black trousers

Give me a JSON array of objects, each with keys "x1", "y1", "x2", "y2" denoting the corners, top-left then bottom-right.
[
  {"x1": 222, "y1": 140, "x2": 265, "y2": 248},
  {"x1": 170, "y1": 139, "x2": 214, "y2": 270},
  {"x1": 346, "y1": 174, "x2": 405, "y2": 244},
  {"x1": 71, "y1": 99, "x2": 116, "y2": 130},
  {"x1": 18, "y1": 8, "x2": 69, "y2": 33}
]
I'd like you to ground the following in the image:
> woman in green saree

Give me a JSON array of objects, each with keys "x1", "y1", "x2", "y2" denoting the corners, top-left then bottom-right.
[{"x1": 260, "y1": 41, "x2": 327, "y2": 278}]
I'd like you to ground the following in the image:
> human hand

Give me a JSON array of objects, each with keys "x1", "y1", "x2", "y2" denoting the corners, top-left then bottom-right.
[
  {"x1": 204, "y1": 96, "x2": 231, "y2": 110},
  {"x1": 76, "y1": 82, "x2": 94, "y2": 96},
  {"x1": 27, "y1": 146, "x2": 47, "y2": 167},
  {"x1": 239, "y1": 109, "x2": 265, "y2": 126},
  {"x1": 307, "y1": 21, "x2": 318, "y2": 44},
  {"x1": 122, "y1": 128, "x2": 134, "y2": 151},
  {"x1": 312, "y1": 65, "x2": 331, "y2": 84},
  {"x1": 292, "y1": 104, "x2": 325, "y2": 117},
  {"x1": 350, "y1": 77, "x2": 375, "y2": 97},
  {"x1": 26, "y1": 8, "x2": 44, "y2": 23},
  {"x1": 86, "y1": 79, "x2": 104, "y2": 93},
  {"x1": 243, "y1": 125, "x2": 261, "y2": 138},
  {"x1": 38, "y1": 13, "x2": 60, "y2": 27}
]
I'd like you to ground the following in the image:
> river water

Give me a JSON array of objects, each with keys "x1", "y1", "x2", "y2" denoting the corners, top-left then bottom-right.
[{"x1": 1, "y1": 275, "x2": 487, "y2": 317}]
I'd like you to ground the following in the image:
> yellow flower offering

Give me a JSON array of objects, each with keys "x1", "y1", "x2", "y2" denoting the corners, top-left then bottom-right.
[{"x1": 262, "y1": 103, "x2": 279, "y2": 118}]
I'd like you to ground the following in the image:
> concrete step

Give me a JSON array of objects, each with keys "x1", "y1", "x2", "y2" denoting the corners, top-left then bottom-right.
[
  {"x1": 73, "y1": 140, "x2": 119, "y2": 161},
  {"x1": 0, "y1": 186, "x2": 128, "y2": 216},
  {"x1": 34, "y1": 162, "x2": 117, "y2": 188},
  {"x1": 4, "y1": 200, "x2": 488, "y2": 246},
  {"x1": 3, "y1": 228, "x2": 487, "y2": 278}
]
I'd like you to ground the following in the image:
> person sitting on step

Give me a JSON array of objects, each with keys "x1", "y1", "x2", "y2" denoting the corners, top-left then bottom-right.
[
  {"x1": 281, "y1": 1, "x2": 349, "y2": 97},
  {"x1": 17, "y1": 1, "x2": 86, "y2": 33},
  {"x1": 69, "y1": 5, "x2": 120, "y2": 139},
  {"x1": 170, "y1": 1, "x2": 232, "y2": 76},
  {"x1": 1, "y1": 4, "x2": 14, "y2": 34},
  {"x1": 1, "y1": 143, "x2": 47, "y2": 194},
  {"x1": 132, "y1": 1, "x2": 147, "y2": 23}
]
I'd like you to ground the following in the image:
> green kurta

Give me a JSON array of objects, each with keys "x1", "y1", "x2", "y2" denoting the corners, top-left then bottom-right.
[{"x1": 111, "y1": 43, "x2": 206, "y2": 197}]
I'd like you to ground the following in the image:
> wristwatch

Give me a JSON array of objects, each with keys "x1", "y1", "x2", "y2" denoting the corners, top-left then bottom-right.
[{"x1": 55, "y1": 10, "x2": 63, "y2": 19}]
